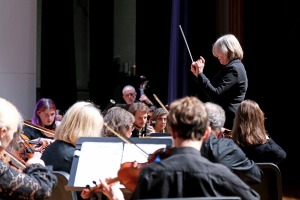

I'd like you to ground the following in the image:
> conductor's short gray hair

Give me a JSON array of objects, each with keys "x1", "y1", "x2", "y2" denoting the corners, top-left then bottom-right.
[{"x1": 204, "y1": 102, "x2": 226, "y2": 131}]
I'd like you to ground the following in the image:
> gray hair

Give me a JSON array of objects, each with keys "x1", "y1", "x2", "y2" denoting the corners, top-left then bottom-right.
[
  {"x1": 212, "y1": 34, "x2": 243, "y2": 60},
  {"x1": 204, "y1": 102, "x2": 226, "y2": 132}
]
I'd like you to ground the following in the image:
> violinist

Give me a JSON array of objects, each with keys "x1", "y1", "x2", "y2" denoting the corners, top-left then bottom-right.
[
  {"x1": 127, "y1": 102, "x2": 155, "y2": 137},
  {"x1": 22, "y1": 98, "x2": 59, "y2": 150},
  {"x1": 85, "y1": 96, "x2": 260, "y2": 200},
  {"x1": 149, "y1": 107, "x2": 168, "y2": 133},
  {"x1": 41, "y1": 101, "x2": 103, "y2": 173},
  {"x1": 101, "y1": 107, "x2": 135, "y2": 138},
  {"x1": 0, "y1": 97, "x2": 57, "y2": 200},
  {"x1": 41, "y1": 101, "x2": 104, "y2": 200},
  {"x1": 201, "y1": 102, "x2": 263, "y2": 186}
]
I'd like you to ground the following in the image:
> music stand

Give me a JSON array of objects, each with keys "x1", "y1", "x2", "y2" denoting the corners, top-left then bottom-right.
[{"x1": 66, "y1": 137, "x2": 172, "y2": 191}]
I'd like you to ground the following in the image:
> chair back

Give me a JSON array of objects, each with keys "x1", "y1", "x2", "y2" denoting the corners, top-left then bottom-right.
[
  {"x1": 251, "y1": 162, "x2": 282, "y2": 200},
  {"x1": 49, "y1": 171, "x2": 78, "y2": 200}
]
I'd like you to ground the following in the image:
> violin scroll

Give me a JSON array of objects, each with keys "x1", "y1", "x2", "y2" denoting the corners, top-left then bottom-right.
[{"x1": 148, "y1": 146, "x2": 173, "y2": 163}]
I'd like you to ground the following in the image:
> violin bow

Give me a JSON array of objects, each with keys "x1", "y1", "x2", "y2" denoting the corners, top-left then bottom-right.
[
  {"x1": 153, "y1": 94, "x2": 169, "y2": 113},
  {"x1": 23, "y1": 120, "x2": 55, "y2": 138},
  {"x1": 179, "y1": 24, "x2": 194, "y2": 62}
]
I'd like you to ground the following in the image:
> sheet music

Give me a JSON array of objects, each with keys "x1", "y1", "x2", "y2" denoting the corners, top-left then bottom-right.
[
  {"x1": 70, "y1": 140, "x2": 168, "y2": 189},
  {"x1": 74, "y1": 142, "x2": 124, "y2": 187},
  {"x1": 121, "y1": 143, "x2": 166, "y2": 163}
]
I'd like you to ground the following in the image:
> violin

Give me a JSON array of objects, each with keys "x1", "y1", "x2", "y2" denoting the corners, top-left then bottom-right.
[
  {"x1": 18, "y1": 134, "x2": 47, "y2": 161},
  {"x1": 81, "y1": 147, "x2": 173, "y2": 199},
  {"x1": 0, "y1": 149, "x2": 26, "y2": 171}
]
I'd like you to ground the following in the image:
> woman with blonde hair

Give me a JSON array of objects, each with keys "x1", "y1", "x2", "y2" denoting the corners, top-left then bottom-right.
[{"x1": 41, "y1": 101, "x2": 104, "y2": 173}]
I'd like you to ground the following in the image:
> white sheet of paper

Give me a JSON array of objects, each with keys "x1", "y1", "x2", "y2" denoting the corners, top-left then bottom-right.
[
  {"x1": 72, "y1": 141, "x2": 167, "y2": 189},
  {"x1": 121, "y1": 143, "x2": 167, "y2": 163},
  {"x1": 74, "y1": 142, "x2": 124, "y2": 187}
]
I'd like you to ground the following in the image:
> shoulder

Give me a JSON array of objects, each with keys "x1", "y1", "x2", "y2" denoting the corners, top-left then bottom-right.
[{"x1": 227, "y1": 59, "x2": 246, "y2": 71}]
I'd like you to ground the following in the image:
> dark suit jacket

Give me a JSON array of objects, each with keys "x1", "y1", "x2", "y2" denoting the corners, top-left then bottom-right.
[
  {"x1": 201, "y1": 133, "x2": 263, "y2": 186},
  {"x1": 196, "y1": 59, "x2": 248, "y2": 129}
]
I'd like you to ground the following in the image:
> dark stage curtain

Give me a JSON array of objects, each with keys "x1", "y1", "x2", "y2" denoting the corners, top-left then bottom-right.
[{"x1": 40, "y1": 0, "x2": 77, "y2": 112}]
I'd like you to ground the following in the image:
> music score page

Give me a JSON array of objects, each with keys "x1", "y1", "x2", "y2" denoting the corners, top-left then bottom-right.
[{"x1": 73, "y1": 142, "x2": 166, "y2": 188}]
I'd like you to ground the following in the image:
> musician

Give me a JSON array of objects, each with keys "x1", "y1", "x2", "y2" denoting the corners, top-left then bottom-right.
[
  {"x1": 122, "y1": 85, "x2": 153, "y2": 107},
  {"x1": 127, "y1": 102, "x2": 155, "y2": 137},
  {"x1": 231, "y1": 99, "x2": 287, "y2": 164},
  {"x1": 86, "y1": 96, "x2": 259, "y2": 200},
  {"x1": 0, "y1": 97, "x2": 57, "y2": 200},
  {"x1": 149, "y1": 107, "x2": 168, "y2": 133},
  {"x1": 191, "y1": 34, "x2": 248, "y2": 129},
  {"x1": 23, "y1": 98, "x2": 60, "y2": 140},
  {"x1": 41, "y1": 101, "x2": 104, "y2": 200},
  {"x1": 101, "y1": 107, "x2": 135, "y2": 138},
  {"x1": 201, "y1": 102, "x2": 263, "y2": 186}
]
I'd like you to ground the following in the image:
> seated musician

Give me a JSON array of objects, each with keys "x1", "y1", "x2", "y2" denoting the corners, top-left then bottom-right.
[
  {"x1": 41, "y1": 101, "x2": 104, "y2": 200},
  {"x1": 201, "y1": 102, "x2": 263, "y2": 186},
  {"x1": 41, "y1": 101, "x2": 104, "y2": 173},
  {"x1": 22, "y1": 98, "x2": 59, "y2": 140},
  {"x1": 149, "y1": 107, "x2": 168, "y2": 133},
  {"x1": 127, "y1": 102, "x2": 155, "y2": 137},
  {"x1": 0, "y1": 97, "x2": 57, "y2": 200},
  {"x1": 81, "y1": 96, "x2": 260, "y2": 200},
  {"x1": 101, "y1": 107, "x2": 135, "y2": 138}
]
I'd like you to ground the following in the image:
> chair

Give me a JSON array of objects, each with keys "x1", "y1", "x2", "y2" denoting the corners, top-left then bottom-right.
[
  {"x1": 251, "y1": 162, "x2": 282, "y2": 200},
  {"x1": 49, "y1": 171, "x2": 78, "y2": 200}
]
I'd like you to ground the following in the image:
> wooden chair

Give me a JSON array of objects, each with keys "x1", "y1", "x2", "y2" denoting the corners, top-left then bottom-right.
[
  {"x1": 49, "y1": 171, "x2": 78, "y2": 200},
  {"x1": 251, "y1": 162, "x2": 282, "y2": 200}
]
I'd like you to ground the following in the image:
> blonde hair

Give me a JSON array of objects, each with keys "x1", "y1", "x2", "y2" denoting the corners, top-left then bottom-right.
[{"x1": 54, "y1": 101, "x2": 104, "y2": 146}]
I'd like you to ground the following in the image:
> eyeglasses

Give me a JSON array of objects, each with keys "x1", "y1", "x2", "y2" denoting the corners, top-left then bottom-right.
[{"x1": 123, "y1": 93, "x2": 136, "y2": 97}]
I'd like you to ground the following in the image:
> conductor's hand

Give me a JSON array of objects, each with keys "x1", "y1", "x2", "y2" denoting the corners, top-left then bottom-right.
[{"x1": 191, "y1": 56, "x2": 205, "y2": 77}]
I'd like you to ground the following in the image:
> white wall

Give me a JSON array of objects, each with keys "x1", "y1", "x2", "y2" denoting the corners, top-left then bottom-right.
[{"x1": 0, "y1": 0, "x2": 37, "y2": 119}]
